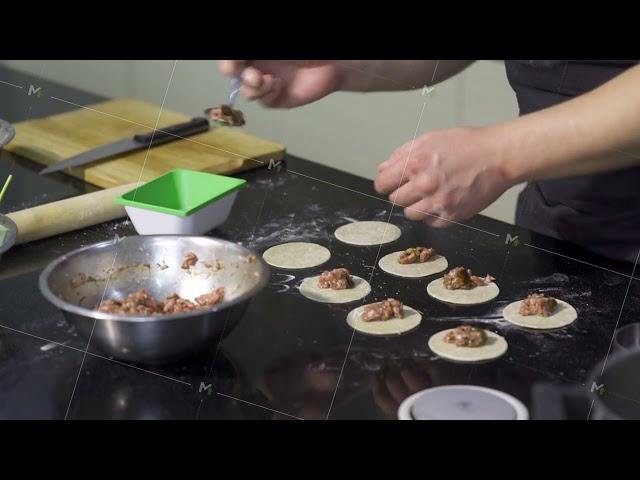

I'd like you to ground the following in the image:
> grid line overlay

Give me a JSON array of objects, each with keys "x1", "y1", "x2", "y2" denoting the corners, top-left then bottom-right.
[
  {"x1": 62, "y1": 61, "x2": 181, "y2": 418},
  {"x1": 325, "y1": 61, "x2": 437, "y2": 419},
  {"x1": 11, "y1": 79, "x2": 637, "y2": 280},
  {"x1": 599, "y1": 248, "x2": 640, "y2": 377},
  {"x1": 21, "y1": 90, "x2": 640, "y2": 280},
  {"x1": 0, "y1": 322, "x2": 191, "y2": 386},
  {"x1": 216, "y1": 392, "x2": 304, "y2": 420},
  {"x1": 1, "y1": 60, "x2": 640, "y2": 420}
]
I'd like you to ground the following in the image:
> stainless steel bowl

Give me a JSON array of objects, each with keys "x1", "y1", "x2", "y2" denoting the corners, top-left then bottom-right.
[
  {"x1": 0, "y1": 118, "x2": 15, "y2": 149},
  {"x1": 39, "y1": 235, "x2": 269, "y2": 364},
  {"x1": 0, "y1": 214, "x2": 18, "y2": 263}
]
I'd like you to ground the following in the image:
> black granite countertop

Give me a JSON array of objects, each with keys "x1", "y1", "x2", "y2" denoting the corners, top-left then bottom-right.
[{"x1": 1, "y1": 65, "x2": 639, "y2": 420}]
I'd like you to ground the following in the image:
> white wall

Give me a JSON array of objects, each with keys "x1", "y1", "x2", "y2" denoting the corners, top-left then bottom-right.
[{"x1": 1, "y1": 60, "x2": 525, "y2": 223}]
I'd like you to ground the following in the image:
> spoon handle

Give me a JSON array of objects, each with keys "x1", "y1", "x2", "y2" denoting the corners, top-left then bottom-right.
[{"x1": 228, "y1": 75, "x2": 242, "y2": 107}]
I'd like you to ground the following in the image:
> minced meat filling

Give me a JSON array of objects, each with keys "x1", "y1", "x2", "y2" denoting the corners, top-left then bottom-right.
[
  {"x1": 444, "y1": 325, "x2": 487, "y2": 347},
  {"x1": 443, "y1": 266, "x2": 495, "y2": 290},
  {"x1": 398, "y1": 247, "x2": 436, "y2": 264},
  {"x1": 97, "y1": 287, "x2": 225, "y2": 316},
  {"x1": 318, "y1": 268, "x2": 354, "y2": 290},
  {"x1": 97, "y1": 289, "x2": 163, "y2": 316},
  {"x1": 208, "y1": 104, "x2": 245, "y2": 126},
  {"x1": 519, "y1": 293, "x2": 557, "y2": 317},
  {"x1": 182, "y1": 252, "x2": 198, "y2": 269},
  {"x1": 361, "y1": 298, "x2": 404, "y2": 322}
]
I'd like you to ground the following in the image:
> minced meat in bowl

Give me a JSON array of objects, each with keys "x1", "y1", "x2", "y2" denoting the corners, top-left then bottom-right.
[{"x1": 38, "y1": 236, "x2": 269, "y2": 363}]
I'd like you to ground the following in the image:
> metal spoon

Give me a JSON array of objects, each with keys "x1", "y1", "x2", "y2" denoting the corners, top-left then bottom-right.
[
  {"x1": 228, "y1": 74, "x2": 242, "y2": 107},
  {"x1": 204, "y1": 75, "x2": 244, "y2": 126}
]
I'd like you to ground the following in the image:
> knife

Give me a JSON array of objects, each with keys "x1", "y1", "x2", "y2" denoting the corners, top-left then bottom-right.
[{"x1": 39, "y1": 117, "x2": 210, "y2": 175}]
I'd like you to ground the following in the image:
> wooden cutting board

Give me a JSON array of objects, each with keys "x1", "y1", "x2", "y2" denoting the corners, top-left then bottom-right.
[{"x1": 4, "y1": 98, "x2": 286, "y2": 188}]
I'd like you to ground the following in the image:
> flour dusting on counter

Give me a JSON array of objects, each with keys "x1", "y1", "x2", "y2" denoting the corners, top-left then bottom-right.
[{"x1": 244, "y1": 206, "x2": 389, "y2": 249}]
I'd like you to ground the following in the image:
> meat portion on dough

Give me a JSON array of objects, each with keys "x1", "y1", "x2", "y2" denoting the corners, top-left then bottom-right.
[
  {"x1": 519, "y1": 292, "x2": 557, "y2": 317},
  {"x1": 318, "y1": 268, "x2": 354, "y2": 290},
  {"x1": 398, "y1": 247, "x2": 436, "y2": 264},
  {"x1": 443, "y1": 266, "x2": 495, "y2": 290},
  {"x1": 361, "y1": 298, "x2": 404, "y2": 322},
  {"x1": 444, "y1": 325, "x2": 487, "y2": 347},
  {"x1": 443, "y1": 267, "x2": 473, "y2": 289}
]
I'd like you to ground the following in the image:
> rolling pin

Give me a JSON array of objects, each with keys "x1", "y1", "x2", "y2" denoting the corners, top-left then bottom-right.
[{"x1": 6, "y1": 182, "x2": 142, "y2": 245}]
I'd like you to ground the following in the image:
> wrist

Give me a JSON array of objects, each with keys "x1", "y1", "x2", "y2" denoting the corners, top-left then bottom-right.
[
  {"x1": 332, "y1": 60, "x2": 373, "y2": 92},
  {"x1": 332, "y1": 61, "x2": 355, "y2": 92},
  {"x1": 478, "y1": 123, "x2": 523, "y2": 187},
  {"x1": 486, "y1": 104, "x2": 593, "y2": 184}
]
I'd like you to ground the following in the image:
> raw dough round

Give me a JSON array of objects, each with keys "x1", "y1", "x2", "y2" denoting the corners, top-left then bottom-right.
[
  {"x1": 428, "y1": 328, "x2": 508, "y2": 362},
  {"x1": 299, "y1": 275, "x2": 371, "y2": 304},
  {"x1": 427, "y1": 277, "x2": 499, "y2": 305},
  {"x1": 334, "y1": 221, "x2": 401, "y2": 246},
  {"x1": 346, "y1": 304, "x2": 422, "y2": 336},
  {"x1": 262, "y1": 242, "x2": 331, "y2": 269},
  {"x1": 502, "y1": 298, "x2": 577, "y2": 329},
  {"x1": 378, "y1": 251, "x2": 448, "y2": 278}
]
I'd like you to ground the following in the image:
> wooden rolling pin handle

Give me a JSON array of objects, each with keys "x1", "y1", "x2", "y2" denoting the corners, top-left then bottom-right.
[{"x1": 6, "y1": 182, "x2": 142, "y2": 245}]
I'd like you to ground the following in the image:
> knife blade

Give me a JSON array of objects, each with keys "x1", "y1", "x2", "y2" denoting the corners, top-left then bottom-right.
[{"x1": 39, "y1": 117, "x2": 210, "y2": 175}]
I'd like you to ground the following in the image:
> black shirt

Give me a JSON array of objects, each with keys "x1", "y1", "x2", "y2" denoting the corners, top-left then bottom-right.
[{"x1": 504, "y1": 60, "x2": 640, "y2": 263}]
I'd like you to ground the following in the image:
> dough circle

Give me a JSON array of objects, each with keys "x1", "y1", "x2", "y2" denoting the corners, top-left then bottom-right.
[
  {"x1": 262, "y1": 242, "x2": 331, "y2": 269},
  {"x1": 346, "y1": 304, "x2": 422, "y2": 336},
  {"x1": 428, "y1": 329, "x2": 508, "y2": 362},
  {"x1": 334, "y1": 221, "x2": 401, "y2": 246},
  {"x1": 378, "y1": 251, "x2": 448, "y2": 278},
  {"x1": 502, "y1": 299, "x2": 577, "y2": 329},
  {"x1": 427, "y1": 278, "x2": 499, "y2": 305},
  {"x1": 299, "y1": 275, "x2": 371, "y2": 304}
]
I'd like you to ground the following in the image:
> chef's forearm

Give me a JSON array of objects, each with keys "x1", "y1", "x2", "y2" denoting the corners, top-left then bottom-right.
[
  {"x1": 493, "y1": 64, "x2": 640, "y2": 183},
  {"x1": 336, "y1": 60, "x2": 475, "y2": 92}
]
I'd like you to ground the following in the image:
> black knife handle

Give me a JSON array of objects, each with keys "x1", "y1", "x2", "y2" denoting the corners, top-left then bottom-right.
[{"x1": 133, "y1": 117, "x2": 210, "y2": 146}]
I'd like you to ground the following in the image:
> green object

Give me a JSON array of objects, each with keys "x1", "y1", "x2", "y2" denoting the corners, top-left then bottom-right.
[
  {"x1": 0, "y1": 174, "x2": 13, "y2": 206},
  {"x1": 115, "y1": 169, "x2": 246, "y2": 217}
]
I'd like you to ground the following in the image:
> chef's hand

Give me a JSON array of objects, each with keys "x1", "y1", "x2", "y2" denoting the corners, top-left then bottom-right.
[
  {"x1": 374, "y1": 126, "x2": 513, "y2": 227},
  {"x1": 218, "y1": 60, "x2": 342, "y2": 108}
]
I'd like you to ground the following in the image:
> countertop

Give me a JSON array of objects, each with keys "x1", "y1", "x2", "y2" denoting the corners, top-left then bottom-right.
[{"x1": 1, "y1": 65, "x2": 639, "y2": 420}]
